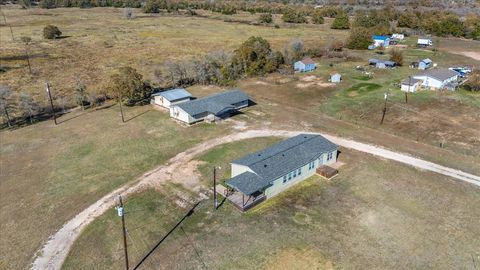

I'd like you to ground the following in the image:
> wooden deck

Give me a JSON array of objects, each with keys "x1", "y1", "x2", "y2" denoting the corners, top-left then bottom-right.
[
  {"x1": 316, "y1": 165, "x2": 338, "y2": 179},
  {"x1": 215, "y1": 185, "x2": 266, "y2": 212}
]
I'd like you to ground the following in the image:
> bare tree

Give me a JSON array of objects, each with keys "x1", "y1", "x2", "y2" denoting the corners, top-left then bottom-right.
[
  {"x1": 284, "y1": 39, "x2": 304, "y2": 65},
  {"x1": 18, "y1": 93, "x2": 39, "y2": 124},
  {"x1": 20, "y1": 36, "x2": 32, "y2": 74},
  {"x1": 0, "y1": 85, "x2": 15, "y2": 127},
  {"x1": 74, "y1": 81, "x2": 88, "y2": 110}
]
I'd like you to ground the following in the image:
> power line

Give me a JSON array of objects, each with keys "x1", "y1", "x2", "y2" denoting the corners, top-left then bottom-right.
[{"x1": 180, "y1": 226, "x2": 207, "y2": 270}]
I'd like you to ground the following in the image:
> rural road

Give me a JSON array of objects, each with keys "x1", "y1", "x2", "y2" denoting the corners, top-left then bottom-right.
[{"x1": 31, "y1": 129, "x2": 480, "y2": 270}]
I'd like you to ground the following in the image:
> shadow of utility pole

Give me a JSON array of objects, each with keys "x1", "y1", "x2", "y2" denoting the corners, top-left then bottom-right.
[{"x1": 132, "y1": 200, "x2": 202, "y2": 270}]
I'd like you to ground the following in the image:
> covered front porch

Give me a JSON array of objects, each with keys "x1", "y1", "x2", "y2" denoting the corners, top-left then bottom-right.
[{"x1": 221, "y1": 171, "x2": 269, "y2": 212}]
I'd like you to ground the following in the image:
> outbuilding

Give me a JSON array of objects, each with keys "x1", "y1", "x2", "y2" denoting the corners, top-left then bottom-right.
[
  {"x1": 372, "y1": 35, "x2": 390, "y2": 48},
  {"x1": 330, "y1": 72, "x2": 341, "y2": 83},
  {"x1": 418, "y1": 59, "x2": 432, "y2": 70},
  {"x1": 413, "y1": 68, "x2": 459, "y2": 90},
  {"x1": 151, "y1": 88, "x2": 192, "y2": 108},
  {"x1": 294, "y1": 57, "x2": 316, "y2": 72},
  {"x1": 170, "y1": 89, "x2": 250, "y2": 124}
]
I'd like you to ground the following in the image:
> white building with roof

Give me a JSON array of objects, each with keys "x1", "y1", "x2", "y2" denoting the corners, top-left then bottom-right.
[
  {"x1": 170, "y1": 89, "x2": 250, "y2": 124},
  {"x1": 151, "y1": 88, "x2": 192, "y2": 108},
  {"x1": 413, "y1": 68, "x2": 459, "y2": 90}
]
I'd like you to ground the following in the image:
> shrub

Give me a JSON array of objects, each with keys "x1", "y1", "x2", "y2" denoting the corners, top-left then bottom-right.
[
  {"x1": 259, "y1": 13, "x2": 273, "y2": 24},
  {"x1": 311, "y1": 10, "x2": 325, "y2": 24},
  {"x1": 331, "y1": 12, "x2": 350, "y2": 29},
  {"x1": 346, "y1": 27, "x2": 372, "y2": 50},
  {"x1": 143, "y1": 0, "x2": 160, "y2": 13},
  {"x1": 282, "y1": 8, "x2": 307, "y2": 24},
  {"x1": 43, "y1": 25, "x2": 62, "y2": 39},
  {"x1": 464, "y1": 71, "x2": 480, "y2": 92},
  {"x1": 389, "y1": 48, "x2": 403, "y2": 66}
]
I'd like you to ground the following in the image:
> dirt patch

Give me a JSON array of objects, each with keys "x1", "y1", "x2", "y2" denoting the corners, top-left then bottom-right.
[
  {"x1": 263, "y1": 248, "x2": 335, "y2": 270},
  {"x1": 453, "y1": 51, "x2": 480, "y2": 61},
  {"x1": 297, "y1": 75, "x2": 335, "y2": 88}
]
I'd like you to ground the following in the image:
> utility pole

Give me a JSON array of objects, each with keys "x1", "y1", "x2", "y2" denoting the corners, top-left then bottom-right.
[
  {"x1": 118, "y1": 93, "x2": 125, "y2": 123},
  {"x1": 0, "y1": 8, "x2": 14, "y2": 41},
  {"x1": 45, "y1": 83, "x2": 57, "y2": 125},
  {"x1": 117, "y1": 196, "x2": 129, "y2": 270},
  {"x1": 380, "y1": 92, "x2": 388, "y2": 125},
  {"x1": 406, "y1": 76, "x2": 411, "y2": 104},
  {"x1": 213, "y1": 167, "x2": 217, "y2": 210}
]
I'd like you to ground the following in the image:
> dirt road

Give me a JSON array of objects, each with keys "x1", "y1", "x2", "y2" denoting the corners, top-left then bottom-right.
[{"x1": 31, "y1": 129, "x2": 480, "y2": 270}]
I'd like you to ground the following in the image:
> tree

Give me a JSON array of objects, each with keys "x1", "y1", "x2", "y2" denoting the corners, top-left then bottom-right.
[
  {"x1": 346, "y1": 27, "x2": 372, "y2": 50},
  {"x1": 331, "y1": 12, "x2": 350, "y2": 29},
  {"x1": 74, "y1": 82, "x2": 88, "y2": 109},
  {"x1": 18, "y1": 93, "x2": 39, "y2": 124},
  {"x1": 464, "y1": 70, "x2": 480, "y2": 92},
  {"x1": 282, "y1": 8, "x2": 307, "y2": 24},
  {"x1": 0, "y1": 85, "x2": 15, "y2": 127},
  {"x1": 259, "y1": 13, "x2": 273, "y2": 24},
  {"x1": 311, "y1": 10, "x2": 325, "y2": 24},
  {"x1": 389, "y1": 49, "x2": 403, "y2": 66},
  {"x1": 232, "y1": 36, "x2": 273, "y2": 76},
  {"x1": 143, "y1": 0, "x2": 160, "y2": 13},
  {"x1": 106, "y1": 67, "x2": 146, "y2": 104},
  {"x1": 20, "y1": 36, "x2": 32, "y2": 74},
  {"x1": 283, "y1": 39, "x2": 304, "y2": 65},
  {"x1": 43, "y1": 25, "x2": 62, "y2": 39},
  {"x1": 18, "y1": 0, "x2": 32, "y2": 9}
]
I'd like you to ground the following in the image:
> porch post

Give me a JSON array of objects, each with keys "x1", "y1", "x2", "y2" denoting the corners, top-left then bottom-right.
[{"x1": 242, "y1": 194, "x2": 245, "y2": 207}]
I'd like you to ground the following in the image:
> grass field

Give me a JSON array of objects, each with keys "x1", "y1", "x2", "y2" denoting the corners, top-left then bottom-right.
[
  {"x1": 0, "y1": 105, "x2": 230, "y2": 270},
  {"x1": 63, "y1": 138, "x2": 480, "y2": 269}
]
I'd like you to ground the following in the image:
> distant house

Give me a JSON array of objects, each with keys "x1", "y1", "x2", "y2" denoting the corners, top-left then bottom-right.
[
  {"x1": 413, "y1": 68, "x2": 459, "y2": 90},
  {"x1": 170, "y1": 90, "x2": 249, "y2": 124},
  {"x1": 369, "y1": 58, "x2": 396, "y2": 69},
  {"x1": 372, "y1": 35, "x2": 390, "y2": 48},
  {"x1": 418, "y1": 59, "x2": 432, "y2": 70},
  {"x1": 330, "y1": 72, "x2": 341, "y2": 83},
  {"x1": 224, "y1": 134, "x2": 338, "y2": 211},
  {"x1": 151, "y1": 88, "x2": 192, "y2": 108},
  {"x1": 294, "y1": 57, "x2": 316, "y2": 72},
  {"x1": 391, "y1": 33, "x2": 405, "y2": 40},
  {"x1": 401, "y1": 78, "x2": 423, "y2": 92}
]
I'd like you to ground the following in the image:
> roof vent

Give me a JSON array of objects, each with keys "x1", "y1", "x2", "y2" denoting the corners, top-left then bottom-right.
[
  {"x1": 258, "y1": 154, "x2": 261, "y2": 156},
  {"x1": 304, "y1": 136, "x2": 307, "y2": 138},
  {"x1": 264, "y1": 164, "x2": 267, "y2": 168},
  {"x1": 282, "y1": 154, "x2": 285, "y2": 157}
]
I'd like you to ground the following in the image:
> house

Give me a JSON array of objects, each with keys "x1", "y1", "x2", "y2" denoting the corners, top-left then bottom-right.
[
  {"x1": 294, "y1": 57, "x2": 316, "y2": 72},
  {"x1": 418, "y1": 59, "x2": 432, "y2": 70},
  {"x1": 224, "y1": 134, "x2": 338, "y2": 211},
  {"x1": 391, "y1": 33, "x2": 405, "y2": 40},
  {"x1": 413, "y1": 68, "x2": 459, "y2": 90},
  {"x1": 372, "y1": 35, "x2": 390, "y2": 48},
  {"x1": 170, "y1": 89, "x2": 249, "y2": 124},
  {"x1": 401, "y1": 78, "x2": 423, "y2": 92},
  {"x1": 369, "y1": 58, "x2": 396, "y2": 69},
  {"x1": 449, "y1": 66, "x2": 472, "y2": 78},
  {"x1": 330, "y1": 72, "x2": 341, "y2": 83},
  {"x1": 151, "y1": 88, "x2": 192, "y2": 108}
]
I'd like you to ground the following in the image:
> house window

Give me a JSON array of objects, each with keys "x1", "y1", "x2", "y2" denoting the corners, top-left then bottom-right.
[
  {"x1": 308, "y1": 161, "x2": 315, "y2": 170},
  {"x1": 288, "y1": 173, "x2": 292, "y2": 180},
  {"x1": 298, "y1": 168, "x2": 301, "y2": 175},
  {"x1": 283, "y1": 175, "x2": 287, "y2": 183},
  {"x1": 293, "y1": 170, "x2": 297, "y2": 177},
  {"x1": 327, "y1": 152, "x2": 333, "y2": 161}
]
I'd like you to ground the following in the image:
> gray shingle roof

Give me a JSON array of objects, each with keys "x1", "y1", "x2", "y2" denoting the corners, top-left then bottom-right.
[
  {"x1": 299, "y1": 57, "x2": 315, "y2": 65},
  {"x1": 152, "y1": 88, "x2": 191, "y2": 102},
  {"x1": 401, "y1": 78, "x2": 422, "y2": 85},
  {"x1": 226, "y1": 134, "x2": 338, "y2": 194},
  {"x1": 225, "y1": 172, "x2": 268, "y2": 196},
  {"x1": 416, "y1": 68, "x2": 458, "y2": 81},
  {"x1": 175, "y1": 89, "x2": 249, "y2": 116}
]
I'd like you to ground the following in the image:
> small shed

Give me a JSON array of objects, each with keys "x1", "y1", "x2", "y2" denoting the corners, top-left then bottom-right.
[
  {"x1": 151, "y1": 88, "x2": 192, "y2": 109},
  {"x1": 330, "y1": 72, "x2": 341, "y2": 83},
  {"x1": 294, "y1": 57, "x2": 316, "y2": 72},
  {"x1": 372, "y1": 35, "x2": 390, "y2": 48},
  {"x1": 418, "y1": 59, "x2": 432, "y2": 70}
]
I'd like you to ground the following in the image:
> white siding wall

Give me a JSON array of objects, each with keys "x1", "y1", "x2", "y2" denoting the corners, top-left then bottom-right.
[
  {"x1": 170, "y1": 106, "x2": 194, "y2": 124},
  {"x1": 231, "y1": 164, "x2": 255, "y2": 177}
]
